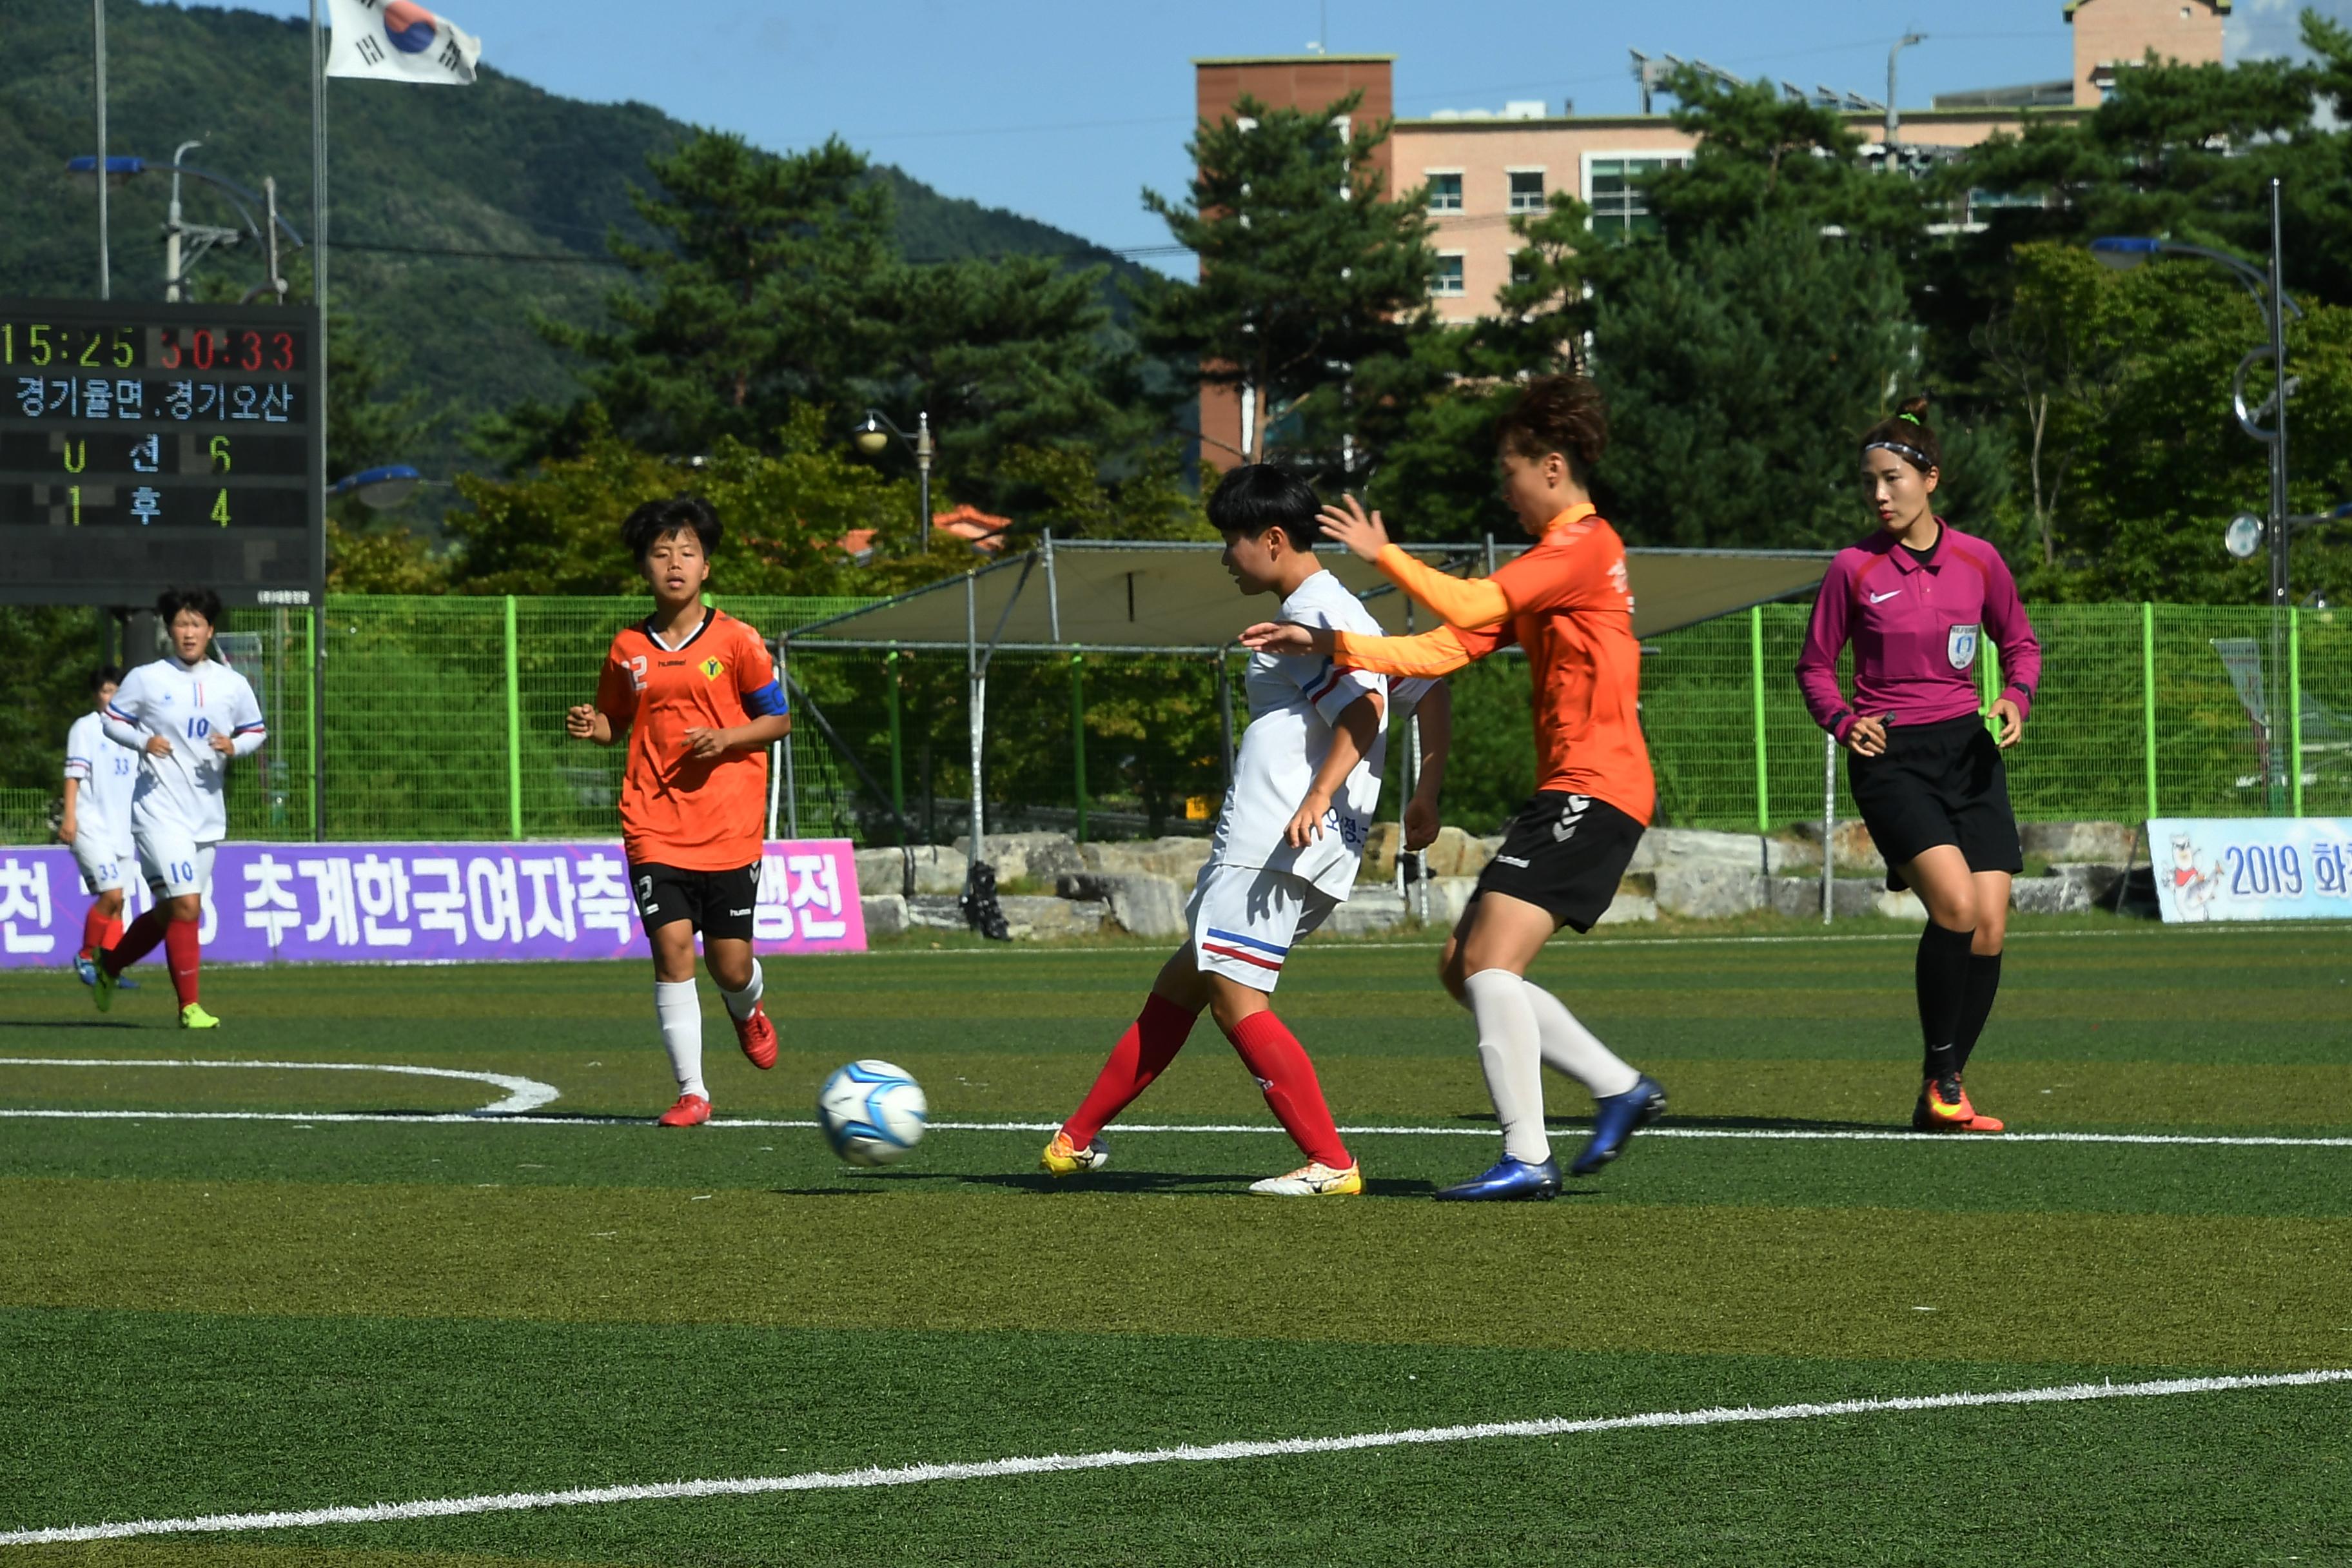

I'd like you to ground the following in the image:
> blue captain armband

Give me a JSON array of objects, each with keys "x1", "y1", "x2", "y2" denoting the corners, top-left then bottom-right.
[{"x1": 743, "y1": 679, "x2": 789, "y2": 718}]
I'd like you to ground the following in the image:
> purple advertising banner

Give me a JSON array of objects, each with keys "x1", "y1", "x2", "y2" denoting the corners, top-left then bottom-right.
[{"x1": 0, "y1": 839, "x2": 867, "y2": 968}]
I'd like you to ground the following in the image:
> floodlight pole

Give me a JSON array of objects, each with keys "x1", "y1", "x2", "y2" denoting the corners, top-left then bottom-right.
[
  {"x1": 92, "y1": 0, "x2": 110, "y2": 299},
  {"x1": 2263, "y1": 177, "x2": 2292, "y2": 813},
  {"x1": 1885, "y1": 32, "x2": 1925, "y2": 162}
]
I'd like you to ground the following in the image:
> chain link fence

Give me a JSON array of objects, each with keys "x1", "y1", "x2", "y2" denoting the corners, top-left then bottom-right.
[{"x1": 6, "y1": 596, "x2": 2346, "y2": 844}]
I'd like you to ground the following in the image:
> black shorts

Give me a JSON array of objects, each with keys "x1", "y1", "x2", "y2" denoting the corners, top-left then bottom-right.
[
  {"x1": 629, "y1": 861, "x2": 760, "y2": 942},
  {"x1": 1847, "y1": 714, "x2": 2023, "y2": 879},
  {"x1": 1472, "y1": 792, "x2": 1645, "y2": 933}
]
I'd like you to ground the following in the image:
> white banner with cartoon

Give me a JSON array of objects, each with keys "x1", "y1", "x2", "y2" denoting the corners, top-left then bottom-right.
[{"x1": 2150, "y1": 818, "x2": 2352, "y2": 923}]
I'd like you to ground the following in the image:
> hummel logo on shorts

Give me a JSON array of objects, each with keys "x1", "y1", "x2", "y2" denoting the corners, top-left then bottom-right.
[{"x1": 1495, "y1": 854, "x2": 1531, "y2": 868}]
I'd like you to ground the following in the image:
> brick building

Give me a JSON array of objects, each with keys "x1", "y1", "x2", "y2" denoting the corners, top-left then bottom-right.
[{"x1": 1191, "y1": 1, "x2": 2229, "y2": 467}]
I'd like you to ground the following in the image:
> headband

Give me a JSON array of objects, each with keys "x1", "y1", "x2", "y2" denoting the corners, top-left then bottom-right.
[{"x1": 1865, "y1": 439, "x2": 1934, "y2": 468}]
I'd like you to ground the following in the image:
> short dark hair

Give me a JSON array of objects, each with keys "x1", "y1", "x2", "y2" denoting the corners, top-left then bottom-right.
[
  {"x1": 88, "y1": 664, "x2": 124, "y2": 693},
  {"x1": 1206, "y1": 464, "x2": 1320, "y2": 545},
  {"x1": 1496, "y1": 374, "x2": 1609, "y2": 489},
  {"x1": 622, "y1": 495, "x2": 723, "y2": 563},
  {"x1": 1859, "y1": 395, "x2": 1941, "y2": 474},
  {"x1": 155, "y1": 587, "x2": 222, "y2": 628}
]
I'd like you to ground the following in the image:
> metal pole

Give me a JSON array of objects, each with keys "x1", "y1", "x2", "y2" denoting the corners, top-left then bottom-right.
[
  {"x1": 2265, "y1": 176, "x2": 2291, "y2": 816},
  {"x1": 502, "y1": 595, "x2": 522, "y2": 840},
  {"x1": 309, "y1": 0, "x2": 329, "y2": 842},
  {"x1": 1885, "y1": 33, "x2": 1923, "y2": 159},
  {"x1": 2141, "y1": 602, "x2": 2159, "y2": 820},
  {"x1": 1070, "y1": 649, "x2": 1088, "y2": 843},
  {"x1": 1749, "y1": 605, "x2": 1769, "y2": 834},
  {"x1": 166, "y1": 141, "x2": 199, "y2": 300},
  {"x1": 1217, "y1": 649, "x2": 1237, "y2": 787},
  {"x1": 886, "y1": 648, "x2": 905, "y2": 843},
  {"x1": 917, "y1": 412, "x2": 934, "y2": 553},
  {"x1": 966, "y1": 573, "x2": 983, "y2": 865},
  {"x1": 92, "y1": 0, "x2": 109, "y2": 299},
  {"x1": 1821, "y1": 731, "x2": 1836, "y2": 925},
  {"x1": 1043, "y1": 529, "x2": 1061, "y2": 643},
  {"x1": 767, "y1": 643, "x2": 785, "y2": 840},
  {"x1": 2289, "y1": 605, "x2": 2304, "y2": 818}
]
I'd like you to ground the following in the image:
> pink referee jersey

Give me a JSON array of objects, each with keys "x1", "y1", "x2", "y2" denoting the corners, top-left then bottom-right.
[{"x1": 1796, "y1": 521, "x2": 2041, "y2": 744}]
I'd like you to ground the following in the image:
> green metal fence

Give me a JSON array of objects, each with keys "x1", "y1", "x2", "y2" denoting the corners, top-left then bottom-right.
[{"x1": 6, "y1": 596, "x2": 2346, "y2": 844}]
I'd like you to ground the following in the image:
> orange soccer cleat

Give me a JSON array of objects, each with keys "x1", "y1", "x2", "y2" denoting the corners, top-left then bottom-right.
[
  {"x1": 657, "y1": 1093, "x2": 712, "y2": 1128},
  {"x1": 734, "y1": 1004, "x2": 778, "y2": 1070},
  {"x1": 1914, "y1": 1075, "x2": 2004, "y2": 1133}
]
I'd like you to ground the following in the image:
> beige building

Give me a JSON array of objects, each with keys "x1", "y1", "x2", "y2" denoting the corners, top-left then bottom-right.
[{"x1": 1193, "y1": 0, "x2": 2229, "y2": 463}]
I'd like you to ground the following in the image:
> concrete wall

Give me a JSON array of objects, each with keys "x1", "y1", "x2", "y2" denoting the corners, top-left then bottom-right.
[{"x1": 2069, "y1": 0, "x2": 2228, "y2": 106}]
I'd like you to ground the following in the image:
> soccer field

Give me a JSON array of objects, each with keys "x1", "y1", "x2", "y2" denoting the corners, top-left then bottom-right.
[{"x1": 3, "y1": 917, "x2": 2349, "y2": 1565}]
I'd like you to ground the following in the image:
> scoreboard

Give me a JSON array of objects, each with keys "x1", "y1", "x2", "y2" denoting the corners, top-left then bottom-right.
[{"x1": 0, "y1": 299, "x2": 323, "y2": 607}]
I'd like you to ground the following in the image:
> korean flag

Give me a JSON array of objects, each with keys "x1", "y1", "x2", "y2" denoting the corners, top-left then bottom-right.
[{"x1": 327, "y1": 0, "x2": 482, "y2": 84}]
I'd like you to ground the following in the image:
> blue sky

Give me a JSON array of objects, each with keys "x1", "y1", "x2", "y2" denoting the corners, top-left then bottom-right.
[{"x1": 213, "y1": 0, "x2": 2342, "y2": 265}]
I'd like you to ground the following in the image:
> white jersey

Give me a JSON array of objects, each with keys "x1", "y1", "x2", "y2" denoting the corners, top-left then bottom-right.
[
  {"x1": 1209, "y1": 569, "x2": 1433, "y2": 900},
  {"x1": 103, "y1": 655, "x2": 265, "y2": 844},
  {"x1": 63, "y1": 710, "x2": 139, "y2": 849}
]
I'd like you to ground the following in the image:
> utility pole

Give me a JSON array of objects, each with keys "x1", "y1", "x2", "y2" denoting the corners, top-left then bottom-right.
[
  {"x1": 1885, "y1": 32, "x2": 1925, "y2": 166},
  {"x1": 93, "y1": 0, "x2": 110, "y2": 299}
]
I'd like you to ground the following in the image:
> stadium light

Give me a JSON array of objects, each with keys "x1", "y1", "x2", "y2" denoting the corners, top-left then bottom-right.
[
  {"x1": 65, "y1": 153, "x2": 146, "y2": 180},
  {"x1": 2225, "y1": 513, "x2": 2264, "y2": 560},
  {"x1": 2092, "y1": 180, "x2": 2302, "y2": 812},
  {"x1": 330, "y1": 464, "x2": 424, "y2": 510},
  {"x1": 849, "y1": 409, "x2": 936, "y2": 551}
]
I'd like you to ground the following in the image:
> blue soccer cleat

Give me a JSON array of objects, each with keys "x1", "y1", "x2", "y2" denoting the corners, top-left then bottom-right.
[
  {"x1": 1435, "y1": 1154, "x2": 1561, "y2": 1202},
  {"x1": 74, "y1": 954, "x2": 97, "y2": 987},
  {"x1": 1569, "y1": 1074, "x2": 1668, "y2": 1176}
]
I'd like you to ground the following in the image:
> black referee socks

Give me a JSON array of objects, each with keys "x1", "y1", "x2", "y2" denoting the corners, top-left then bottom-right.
[
  {"x1": 1954, "y1": 952, "x2": 2003, "y2": 1073},
  {"x1": 1914, "y1": 921, "x2": 1976, "y2": 1082}
]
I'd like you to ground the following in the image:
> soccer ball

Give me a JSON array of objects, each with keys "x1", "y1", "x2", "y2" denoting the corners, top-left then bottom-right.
[{"x1": 816, "y1": 1059, "x2": 927, "y2": 1166}]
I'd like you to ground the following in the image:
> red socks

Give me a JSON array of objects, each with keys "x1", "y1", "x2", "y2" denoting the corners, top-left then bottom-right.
[
  {"x1": 79, "y1": 905, "x2": 112, "y2": 959},
  {"x1": 104, "y1": 906, "x2": 170, "y2": 977},
  {"x1": 1062, "y1": 992, "x2": 1198, "y2": 1146},
  {"x1": 164, "y1": 919, "x2": 201, "y2": 1006},
  {"x1": 1224, "y1": 1010, "x2": 1351, "y2": 1170}
]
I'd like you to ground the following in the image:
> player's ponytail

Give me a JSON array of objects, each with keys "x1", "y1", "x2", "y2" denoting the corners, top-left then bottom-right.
[{"x1": 1860, "y1": 396, "x2": 1941, "y2": 474}]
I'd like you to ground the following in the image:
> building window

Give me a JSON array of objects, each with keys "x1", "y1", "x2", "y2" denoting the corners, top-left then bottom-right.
[
  {"x1": 1965, "y1": 188, "x2": 2049, "y2": 224},
  {"x1": 1585, "y1": 155, "x2": 1687, "y2": 240},
  {"x1": 1433, "y1": 254, "x2": 1465, "y2": 297},
  {"x1": 1427, "y1": 172, "x2": 1463, "y2": 212},
  {"x1": 1507, "y1": 170, "x2": 1546, "y2": 212}
]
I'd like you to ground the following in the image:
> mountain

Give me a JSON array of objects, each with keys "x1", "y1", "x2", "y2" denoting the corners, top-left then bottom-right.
[{"x1": 0, "y1": 0, "x2": 1153, "y2": 479}]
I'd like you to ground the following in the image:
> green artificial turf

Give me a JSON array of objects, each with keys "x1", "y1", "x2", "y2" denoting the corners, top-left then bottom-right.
[{"x1": 1, "y1": 919, "x2": 2348, "y2": 1565}]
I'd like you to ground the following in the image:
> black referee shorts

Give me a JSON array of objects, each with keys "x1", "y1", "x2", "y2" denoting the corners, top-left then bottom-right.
[
  {"x1": 1847, "y1": 714, "x2": 2023, "y2": 879},
  {"x1": 629, "y1": 860, "x2": 760, "y2": 943},
  {"x1": 1471, "y1": 792, "x2": 1645, "y2": 933}
]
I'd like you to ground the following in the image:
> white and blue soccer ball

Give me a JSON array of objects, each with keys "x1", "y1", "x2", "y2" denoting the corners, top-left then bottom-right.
[{"x1": 816, "y1": 1059, "x2": 927, "y2": 1167}]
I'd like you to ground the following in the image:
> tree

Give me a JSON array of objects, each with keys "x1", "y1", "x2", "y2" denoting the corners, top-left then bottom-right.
[
  {"x1": 1133, "y1": 92, "x2": 1437, "y2": 475},
  {"x1": 1588, "y1": 218, "x2": 1941, "y2": 548},
  {"x1": 442, "y1": 406, "x2": 922, "y2": 596}
]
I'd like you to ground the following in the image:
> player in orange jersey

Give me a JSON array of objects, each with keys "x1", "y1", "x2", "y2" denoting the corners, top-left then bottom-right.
[
  {"x1": 1244, "y1": 375, "x2": 1666, "y2": 1200},
  {"x1": 566, "y1": 497, "x2": 792, "y2": 1126}
]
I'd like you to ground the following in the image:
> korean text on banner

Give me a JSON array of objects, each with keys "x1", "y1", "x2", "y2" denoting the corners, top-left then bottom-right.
[
  {"x1": 2148, "y1": 818, "x2": 2352, "y2": 923},
  {"x1": 0, "y1": 841, "x2": 867, "y2": 968}
]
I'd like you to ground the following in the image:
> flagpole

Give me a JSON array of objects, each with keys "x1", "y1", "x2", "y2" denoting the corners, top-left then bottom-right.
[
  {"x1": 93, "y1": 0, "x2": 110, "y2": 299},
  {"x1": 309, "y1": 0, "x2": 329, "y2": 841}
]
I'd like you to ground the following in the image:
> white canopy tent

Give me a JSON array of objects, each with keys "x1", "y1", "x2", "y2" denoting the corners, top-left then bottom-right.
[{"x1": 772, "y1": 536, "x2": 1832, "y2": 851}]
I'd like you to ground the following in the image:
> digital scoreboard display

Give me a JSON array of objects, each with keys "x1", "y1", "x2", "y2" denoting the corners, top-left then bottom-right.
[{"x1": 0, "y1": 299, "x2": 323, "y2": 607}]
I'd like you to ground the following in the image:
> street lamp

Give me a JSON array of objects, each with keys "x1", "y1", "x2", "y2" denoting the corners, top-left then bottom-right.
[
  {"x1": 852, "y1": 409, "x2": 936, "y2": 552},
  {"x1": 1885, "y1": 32, "x2": 1926, "y2": 159},
  {"x1": 66, "y1": 152, "x2": 304, "y2": 301},
  {"x1": 2093, "y1": 176, "x2": 2300, "y2": 812},
  {"x1": 329, "y1": 464, "x2": 426, "y2": 509}
]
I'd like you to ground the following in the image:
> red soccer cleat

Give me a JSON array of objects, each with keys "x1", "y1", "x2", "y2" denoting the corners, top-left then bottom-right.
[
  {"x1": 734, "y1": 1004, "x2": 778, "y2": 1070},
  {"x1": 657, "y1": 1093, "x2": 712, "y2": 1128}
]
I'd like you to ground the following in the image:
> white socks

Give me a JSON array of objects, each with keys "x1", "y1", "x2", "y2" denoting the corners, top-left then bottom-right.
[
  {"x1": 719, "y1": 959, "x2": 765, "y2": 1023},
  {"x1": 1464, "y1": 968, "x2": 1551, "y2": 1164},
  {"x1": 1522, "y1": 981, "x2": 1642, "y2": 1099},
  {"x1": 655, "y1": 980, "x2": 705, "y2": 1099}
]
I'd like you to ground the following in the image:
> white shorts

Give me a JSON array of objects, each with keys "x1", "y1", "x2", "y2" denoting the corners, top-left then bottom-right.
[
  {"x1": 136, "y1": 823, "x2": 217, "y2": 902},
  {"x1": 72, "y1": 832, "x2": 135, "y2": 896},
  {"x1": 1186, "y1": 861, "x2": 1338, "y2": 994}
]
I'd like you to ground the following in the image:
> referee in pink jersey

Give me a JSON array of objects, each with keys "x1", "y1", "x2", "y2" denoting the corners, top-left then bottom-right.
[{"x1": 1797, "y1": 397, "x2": 2042, "y2": 1135}]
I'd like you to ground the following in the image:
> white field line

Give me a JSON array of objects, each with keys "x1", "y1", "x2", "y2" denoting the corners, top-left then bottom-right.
[
  {"x1": 0, "y1": 1106, "x2": 2346, "y2": 1149},
  {"x1": 5, "y1": 1367, "x2": 2346, "y2": 1547},
  {"x1": 0, "y1": 1057, "x2": 558, "y2": 1115}
]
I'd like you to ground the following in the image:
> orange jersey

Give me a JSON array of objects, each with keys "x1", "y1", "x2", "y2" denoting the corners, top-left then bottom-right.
[
  {"x1": 594, "y1": 607, "x2": 786, "y2": 870},
  {"x1": 1333, "y1": 505, "x2": 1655, "y2": 825}
]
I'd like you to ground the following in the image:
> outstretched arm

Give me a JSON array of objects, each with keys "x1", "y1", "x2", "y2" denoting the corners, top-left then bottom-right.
[
  {"x1": 1241, "y1": 621, "x2": 1478, "y2": 679},
  {"x1": 1319, "y1": 496, "x2": 1513, "y2": 630}
]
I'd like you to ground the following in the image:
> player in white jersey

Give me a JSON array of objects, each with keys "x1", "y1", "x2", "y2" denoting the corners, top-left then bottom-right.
[
  {"x1": 61, "y1": 665, "x2": 142, "y2": 987},
  {"x1": 90, "y1": 588, "x2": 266, "y2": 1028},
  {"x1": 1039, "y1": 465, "x2": 1452, "y2": 1197}
]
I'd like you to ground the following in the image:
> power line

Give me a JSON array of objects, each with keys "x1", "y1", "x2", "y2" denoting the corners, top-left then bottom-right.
[{"x1": 330, "y1": 237, "x2": 1191, "y2": 268}]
